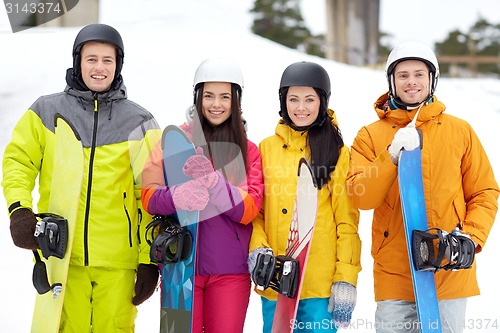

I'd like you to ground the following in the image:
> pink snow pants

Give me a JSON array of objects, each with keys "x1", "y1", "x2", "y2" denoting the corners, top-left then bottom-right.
[{"x1": 192, "y1": 273, "x2": 251, "y2": 333}]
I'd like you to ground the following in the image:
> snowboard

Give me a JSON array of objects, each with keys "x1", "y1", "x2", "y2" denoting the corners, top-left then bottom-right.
[
  {"x1": 272, "y1": 158, "x2": 318, "y2": 333},
  {"x1": 160, "y1": 125, "x2": 198, "y2": 333},
  {"x1": 398, "y1": 148, "x2": 442, "y2": 333},
  {"x1": 31, "y1": 115, "x2": 84, "y2": 332}
]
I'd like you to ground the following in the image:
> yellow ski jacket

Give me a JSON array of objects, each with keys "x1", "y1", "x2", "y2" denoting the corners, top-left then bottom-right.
[
  {"x1": 250, "y1": 111, "x2": 361, "y2": 300},
  {"x1": 2, "y1": 83, "x2": 161, "y2": 269}
]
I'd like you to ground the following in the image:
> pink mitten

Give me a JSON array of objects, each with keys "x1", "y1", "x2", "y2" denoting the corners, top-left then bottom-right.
[
  {"x1": 172, "y1": 180, "x2": 209, "y2": 211},
  {"x1": 183, "y1": 148, "x2": 218, "y2": 189}
]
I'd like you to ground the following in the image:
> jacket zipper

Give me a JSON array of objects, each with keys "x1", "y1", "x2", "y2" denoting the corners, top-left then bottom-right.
[{"x1": 83, "y1": 98, "x2": 99, "y2": 266}]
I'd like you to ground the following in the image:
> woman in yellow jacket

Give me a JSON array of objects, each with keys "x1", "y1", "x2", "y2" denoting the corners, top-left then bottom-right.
[
  {"x1": 249, "y1": 61, "x2": 361, "y2": 333},
  {"x1": 347, "y1": 42, "x2": 499, "y2": 333}
]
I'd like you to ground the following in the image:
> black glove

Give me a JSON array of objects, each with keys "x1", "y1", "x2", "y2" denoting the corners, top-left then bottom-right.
[
  {"x1": 10, "y1": 208, "x2": 38, "y2": 250},
  {"x1": 132, "y1": 263, "x2": 159, "y2": 305}
]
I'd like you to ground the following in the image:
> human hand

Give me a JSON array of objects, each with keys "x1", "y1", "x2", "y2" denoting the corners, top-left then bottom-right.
[
  {"x1": 9, "y1": 208, "x2": 39, "y2": 250},
  {"x1": 132, "y1": 264, "x2": 159, "y2": 305},
  {"x1": 442, "y1": 228, "x2": 476, "y2": 270},
  {"x1": 328, "y1": 282, "x2": 357, "y2": 328},
  {"x1": 182, "y1": 147, "x2": 218, "y2": 189},
  {"x1": 247, "y1": 247, "x2": 273, "y2": 275},
  {"x1": 172, "y1": 180, "x2": 209, "y2": 211},
  {"x1": 388, "y1": 126, "x2": 420, "y2": 165}
]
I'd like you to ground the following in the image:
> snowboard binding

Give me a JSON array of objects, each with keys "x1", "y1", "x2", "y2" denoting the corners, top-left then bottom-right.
[
  {"x1": 146, "y1": 215, "x2": 193, "y2": 264},
  {"x1": 412, "y1": 227, "x2": 476, "y2": 272},
  {"x1": 32, "y1": 250, "x2": 63, "y2": 296},
  {"x1": 252, "y1": 253, "x2": 299, "y2": 298},
  {"x1": 34, "y1": 213, "x2": 68, "y2": 259},
  {"x1": 252, "y1": 251, "x2": 275, "y2": 290},
  {"x1": 32, "y1": 213, "x2": 68, "y2": 296}
]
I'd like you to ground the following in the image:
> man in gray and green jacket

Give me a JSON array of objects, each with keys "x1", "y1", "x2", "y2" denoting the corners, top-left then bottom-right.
[{"x1": 2, "y1": 24, "x2": 161, "y2": 332}]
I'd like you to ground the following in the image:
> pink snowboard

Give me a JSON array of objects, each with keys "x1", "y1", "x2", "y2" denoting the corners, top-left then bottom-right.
[{"x1": 272, "y1": 158, "x2": 318, "y2": 333}]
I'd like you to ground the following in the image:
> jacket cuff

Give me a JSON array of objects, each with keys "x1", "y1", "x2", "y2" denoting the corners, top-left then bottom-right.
[
  {"x1": 8, "y1": 201, "x2": 33, "y2": 216},
  {"x1": 138, "y1": 251, "x2": 152, "y2": 265}
]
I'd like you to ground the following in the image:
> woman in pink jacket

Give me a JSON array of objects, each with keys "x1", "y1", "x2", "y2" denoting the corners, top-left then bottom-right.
[{"x1": 142, "y1": 58, "x2": 264, "y2": 333}]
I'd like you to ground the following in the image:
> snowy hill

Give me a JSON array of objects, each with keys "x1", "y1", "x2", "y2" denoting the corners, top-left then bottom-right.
[{"x1": 1, "y1": 1, "x2": 499, "y2": 332}]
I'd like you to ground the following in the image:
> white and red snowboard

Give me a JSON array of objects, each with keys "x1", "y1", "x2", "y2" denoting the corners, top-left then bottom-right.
[{"x1": 272, "y1": 158, "x2": 318, "y2": 333}]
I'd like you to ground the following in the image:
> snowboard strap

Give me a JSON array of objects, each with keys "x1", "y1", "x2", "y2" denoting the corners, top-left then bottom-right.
[
  {"x1": 32, "y1": 250, "x2": 63, "y2": 295},
  {"x1": 270, "y1": 256, "x2": 299, "y2": 298},
  {"x1": 252, "y1": 253, "x2": 299, "y2": 298},
  {"x1": 34, "y1": 213, "x2": 68, "y2": 260},
  {"x1": 252, "y1": 252, "x2": 276, "y2": 290},
  {"x1": 412, "y1": 228, "x2": 475, "y2": 272},
  {"x1": 146, "y1": 215, "x2": 193, "y2": 264},
  {"x1": 31, "y1": 213, "x2": 67, "y2": 296}
]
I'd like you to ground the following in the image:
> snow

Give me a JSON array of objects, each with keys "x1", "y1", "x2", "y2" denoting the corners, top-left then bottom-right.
[{"x1": 0, "y1": 1, "x2": 499, "y2": 332}]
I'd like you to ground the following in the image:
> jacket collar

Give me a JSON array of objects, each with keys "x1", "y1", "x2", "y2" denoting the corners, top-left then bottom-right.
[
  {"x1": 64, "y1": 79, "x2": 127, "y2": 102},
  {"x1": 374, "y1": 91, "x2": 446, "y2": 127},
  {"x1": 63, "y1": 80, "x2": 127, "y2": 117},
  {"x1": 275, "y1": 108, "x2": 339, "y2": 148},
  {"x1": 64, "y1": 67, "x2": 127, "y2": 102}
]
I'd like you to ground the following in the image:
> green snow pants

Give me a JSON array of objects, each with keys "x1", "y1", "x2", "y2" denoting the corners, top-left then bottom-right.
[{"x1": 59, "y1": 265, "x2": 138, "y2": 332}]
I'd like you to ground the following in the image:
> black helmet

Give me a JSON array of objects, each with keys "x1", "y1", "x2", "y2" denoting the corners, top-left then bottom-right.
[
  {"x1": 72, "y1": 24, "x2": 125, "y2": 81},
  {"x1": 278, "y1": 61, "x2": 331, "y2": 127},
  {"x1": 279, "y1": 61, "x2": 331, "y2": 98}
]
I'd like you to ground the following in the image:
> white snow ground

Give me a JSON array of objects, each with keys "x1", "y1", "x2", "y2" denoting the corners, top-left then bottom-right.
[{"x1": 0, "y1": 1, "x2": 499, "y2": 332}]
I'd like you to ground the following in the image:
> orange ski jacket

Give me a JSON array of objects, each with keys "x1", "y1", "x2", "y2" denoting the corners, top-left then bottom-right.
[{"x1": 347, "y1": 92, "x2": 499, "y2": 301}]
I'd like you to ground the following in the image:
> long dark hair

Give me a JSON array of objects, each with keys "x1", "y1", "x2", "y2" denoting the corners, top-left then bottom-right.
[
  {"x1": 191, "y1": 82, "x2": 248, "y2": 185},
  {"x1": 280, "y1": 87, "x2": 344, "y2": 189}
]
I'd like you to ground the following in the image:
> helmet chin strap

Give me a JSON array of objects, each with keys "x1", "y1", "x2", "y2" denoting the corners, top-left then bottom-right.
[
  {"x1": 391, "y1": 94, "x2": 432, "y2": 111},
  {"x1": 389, "y1": 70, "x2": 435, "y2": 111},
  {"x1": 389, "y1": 93, "x2": 425, "y2": 127},
  {"x1": 406, "y1": 101, "x2": 425, "y2": 111}
]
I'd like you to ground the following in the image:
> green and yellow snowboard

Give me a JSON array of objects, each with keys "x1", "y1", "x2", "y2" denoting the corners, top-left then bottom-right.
[{"x1": 31, "y1": 115, "x2": 84, "y2": 333}]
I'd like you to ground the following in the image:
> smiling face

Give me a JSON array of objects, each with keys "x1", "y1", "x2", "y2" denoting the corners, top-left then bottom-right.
[
  {"x1": 393, "y1": 59, "x2": 430, "y2": 105},
  {"x1": 80, "y1": 41, "x2": 117, "y2": 92},
  {"x1": 201, "y1": 82, "x2": 233, "y2": 126},
  {"x1": 285, "y1": 86, "x2": 320, "y2": 127}
]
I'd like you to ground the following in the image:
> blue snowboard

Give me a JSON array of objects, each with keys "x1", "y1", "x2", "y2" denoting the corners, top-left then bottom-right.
[
  {"x1": 398, "y1": 148, "x2": 442, "y2": 333},
  {"x1": 160, "y1": 125, "x2": 198, "y2": 333}
]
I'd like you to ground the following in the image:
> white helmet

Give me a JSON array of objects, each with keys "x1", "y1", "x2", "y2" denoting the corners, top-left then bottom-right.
[
  {"x1": 193, "y1": 57, "x2": 244, "y2": 90},
  {"x1": 385, "y1": 42, "x2": 440, "y2": 107}
]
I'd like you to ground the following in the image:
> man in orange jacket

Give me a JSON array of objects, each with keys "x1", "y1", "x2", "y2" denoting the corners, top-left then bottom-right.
[{"x1": 347, "y1": 42, "x2": 499, "y2": 333}]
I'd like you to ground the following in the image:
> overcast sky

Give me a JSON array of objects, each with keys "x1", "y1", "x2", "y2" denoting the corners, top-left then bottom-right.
[
  {"x1": 302, "y1": 0, "x2": 500, "y2": 47},
  {"x1": 3, "y1": 0, "x2": 500, "y2": 47}
]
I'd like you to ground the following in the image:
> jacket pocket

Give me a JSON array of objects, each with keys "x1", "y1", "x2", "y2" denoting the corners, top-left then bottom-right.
[
  {"x1": 122, "y1": 191, "x2": 133, "y2": 248},
  {"x1": 232, "y1": 224, "x2": 245, "y2": 259},
  {"x1": 452, "y1": 192, "x2": 466, "y2": 228},
  {"x1": 371, "y1": 201, "x2": 393, "y2": 256},
  {"x1": 136, "y1": 208, "x2": 143, "y2": 246}
]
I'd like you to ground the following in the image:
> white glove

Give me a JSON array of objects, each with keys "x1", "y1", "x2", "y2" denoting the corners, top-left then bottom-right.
[
  {"x1": 328, "y1": 282, "x2": 357, "y2": 328},
  {"x1": 388, "y1": 126, "x2": 420, "y2": 165}
]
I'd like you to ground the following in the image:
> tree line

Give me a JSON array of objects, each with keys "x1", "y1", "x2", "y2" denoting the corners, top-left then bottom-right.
[{"x1": 250, "y1": 0, "x2": 500, "y2": 77}]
